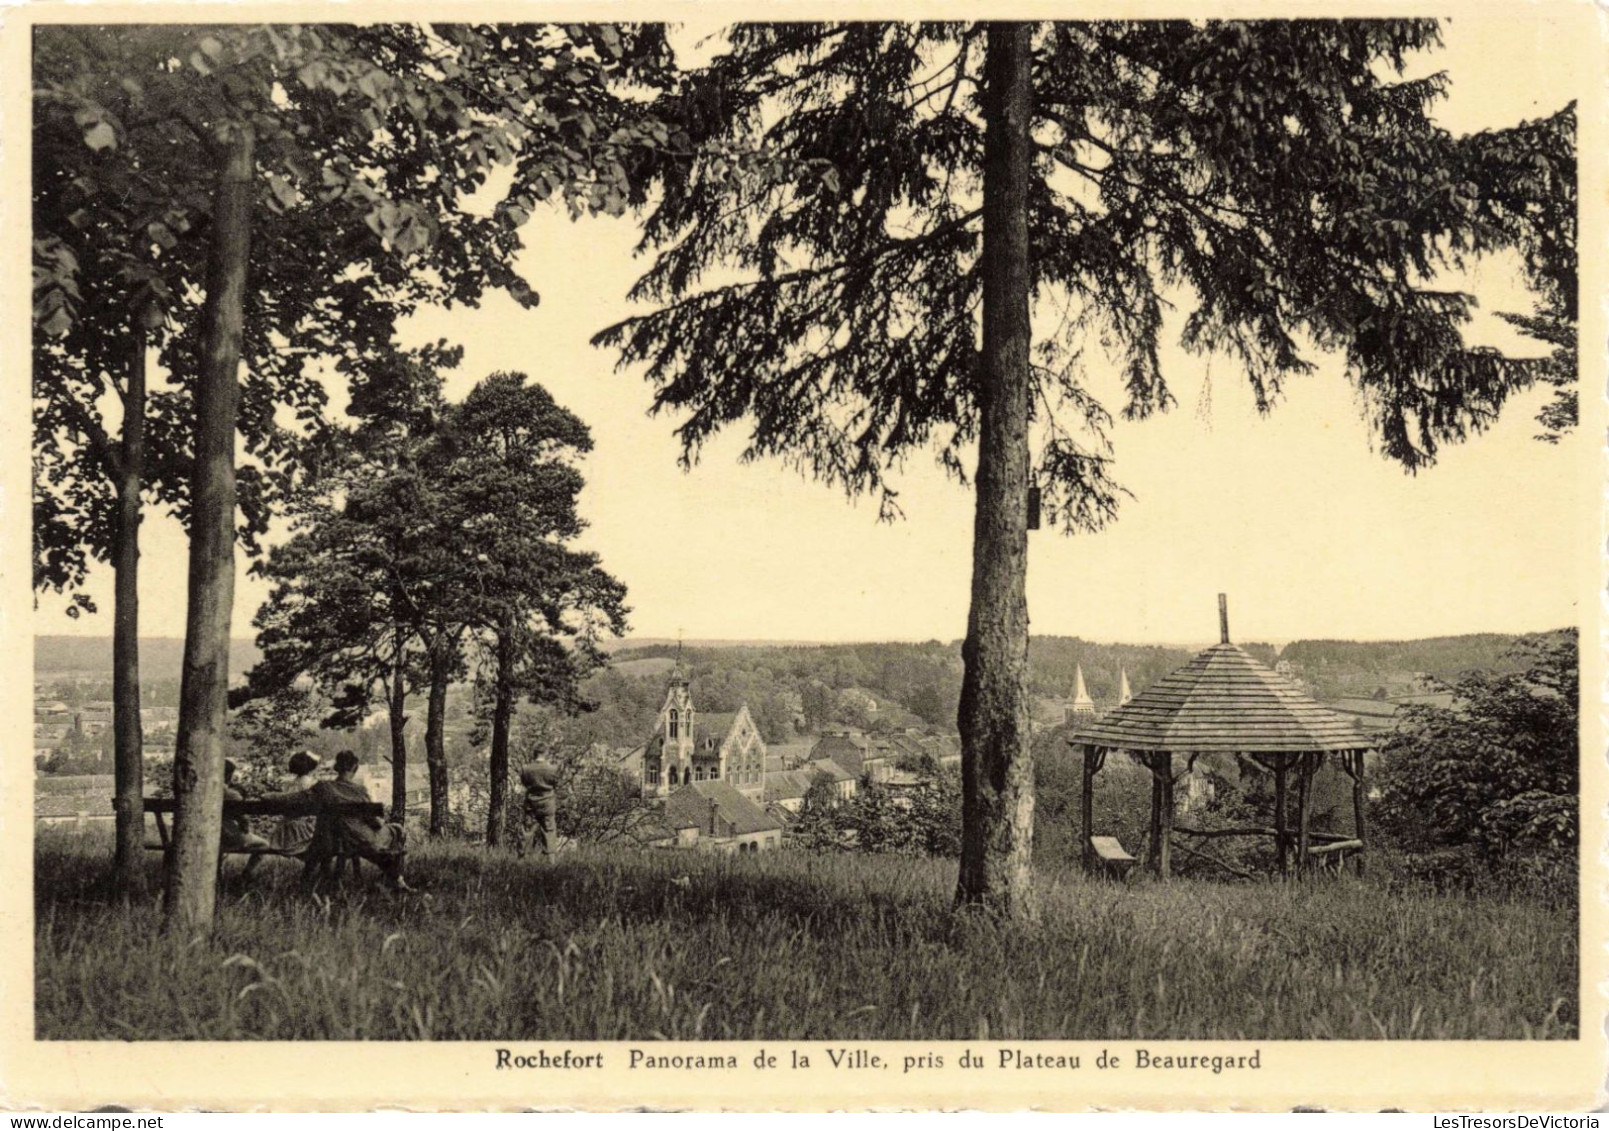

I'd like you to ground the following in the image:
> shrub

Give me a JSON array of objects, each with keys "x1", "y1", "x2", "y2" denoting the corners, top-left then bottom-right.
[{"x1": 1375, "y1": 633, "x2": 1577, "y2": 895}]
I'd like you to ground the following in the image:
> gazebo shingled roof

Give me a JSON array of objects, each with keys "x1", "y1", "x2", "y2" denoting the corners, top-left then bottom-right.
[
  {"x1": 1067, "y1": 596, "x2": 1375, "y2": 882},
  {"x1": 1070, "y1": 642, "x2": 1371, "y2": 755}
]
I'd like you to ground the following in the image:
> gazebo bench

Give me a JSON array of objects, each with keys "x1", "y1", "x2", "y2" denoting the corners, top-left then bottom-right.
[
  {"x1": 1305, "y1": 837, "x2": 1364, "y2": 875},
  {"x1": 1088, "y1": 835, "x2": 1137, "y2": 880}
]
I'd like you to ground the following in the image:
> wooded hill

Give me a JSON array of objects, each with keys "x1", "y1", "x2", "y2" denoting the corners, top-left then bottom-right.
[{"x1": 34, "y1": 630, "x2": 1561, "y2": 754}]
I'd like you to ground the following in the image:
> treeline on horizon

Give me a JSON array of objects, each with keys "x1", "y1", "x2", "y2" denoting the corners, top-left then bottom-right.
[{"x1": 35, "y1": 628, "x2": 1567, "y2": 698}]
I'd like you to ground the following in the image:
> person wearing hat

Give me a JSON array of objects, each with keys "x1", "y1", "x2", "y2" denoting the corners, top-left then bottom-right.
[
  {"x1": 221, "y1": 759, "x2": 271, "y2": 853},
  {"x1": 264, "y1": 751, "x2": 321, "y2": 856},
  {"x1": 276, "y1": 750, "x2": 413, "y2": 891},
  {"x1": 518, "y1": 758, "x2": 561, "y2": 858}
]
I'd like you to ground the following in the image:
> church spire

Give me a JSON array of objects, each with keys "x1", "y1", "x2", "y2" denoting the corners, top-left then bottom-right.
[
  {"x1": 1067, "y1": 664, "x2": 1096, "y2": 723},
  {"x1": 1118, "y1": 667, "x2": 1133, "y2": 706},
  {"x1": 669, "y1": 628, "x2": 688, "y2": 688}
]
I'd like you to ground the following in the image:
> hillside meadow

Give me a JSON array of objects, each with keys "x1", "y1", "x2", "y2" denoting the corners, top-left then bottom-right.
[{"x1": 34, "y1": 829, "x2": 1575, "y2": 1041}]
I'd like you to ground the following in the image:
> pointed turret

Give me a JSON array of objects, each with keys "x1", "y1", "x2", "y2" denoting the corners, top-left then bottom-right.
[
  {"x1": 1066, "y1": 664, "x2": 1097, "y2": 723},
  {"x1": 1118, "y1": 667, "x2": 1133, "y2": 706}
]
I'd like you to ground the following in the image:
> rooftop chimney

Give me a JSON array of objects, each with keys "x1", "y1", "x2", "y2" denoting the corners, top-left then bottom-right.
[{"x1": 708, "y1": 797, "x2": 720, "y2": 836}]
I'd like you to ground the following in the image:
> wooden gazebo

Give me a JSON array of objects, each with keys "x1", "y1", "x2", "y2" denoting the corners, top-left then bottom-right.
[{"x1": 1069, "y1": 596, "x2": 1374, "y2": 879}]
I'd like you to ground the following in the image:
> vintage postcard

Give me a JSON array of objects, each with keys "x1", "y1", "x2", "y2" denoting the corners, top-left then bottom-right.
[{"x1": 1, "y1": 0, "x2": 1603, "y2": 1113}]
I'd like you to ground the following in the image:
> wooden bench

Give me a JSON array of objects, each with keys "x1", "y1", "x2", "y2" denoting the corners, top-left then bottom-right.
[
  {"x1": 1088, "y1": 835, "x2": 1137, "y2": 880},
  {"x1": 1306, "y1": 837, "x2": 1364, "y2": 875},
  {"x1": 141, "y1": 796, "x2": 386, "y2": 883}
]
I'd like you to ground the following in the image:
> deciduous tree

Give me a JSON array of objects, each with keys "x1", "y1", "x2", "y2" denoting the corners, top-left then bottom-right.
[
  {"x1": 36, "y1": 22, "x2": 672, "y2": 928},
  {"x1": 1376, "y1": 633, "x2": 1577, "y2": 885}
]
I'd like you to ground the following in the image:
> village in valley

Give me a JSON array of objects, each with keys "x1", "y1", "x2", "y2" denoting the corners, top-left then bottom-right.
[{"x1": 32, "y1": 626, "x2": 1475, "y2": 866}]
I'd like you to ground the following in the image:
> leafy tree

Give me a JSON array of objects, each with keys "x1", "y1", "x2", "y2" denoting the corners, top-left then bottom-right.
[
  {"x1": 790, "y1": 778, "x2": 963, "y2": 857},
  {"x1": 600, "y1": 21, "x2": 1570, "y2": 918},
  {"x1": 34, "y1": 23, "x2": 672, "y2": 929},
  {"x1": 437, "y1": 373, "x2": 630, "y2": 846},
  {"x1": 1376, "y1": 634, "x2": 1577, "y2": 891},
  {"x1": 800, "y1": 680, "x2": 836, "y2": 733},
  {"x1": 226, "y1": 684, "x2": 320, "y2": 782}
]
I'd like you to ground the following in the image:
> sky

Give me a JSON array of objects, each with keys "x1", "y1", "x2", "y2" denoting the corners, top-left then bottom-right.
[{"x1": 31, "y1": 13, "x2": 1593, "y2": 649}]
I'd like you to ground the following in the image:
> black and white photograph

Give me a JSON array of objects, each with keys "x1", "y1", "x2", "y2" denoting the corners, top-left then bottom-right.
[{"x1": 10, "y1": 2, "x2": 1601, "y2": 1111}]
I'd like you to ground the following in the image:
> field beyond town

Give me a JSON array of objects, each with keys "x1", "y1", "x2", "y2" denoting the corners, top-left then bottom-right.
[{"x1": 35, "y1": 830, "x2": 1576, "y2": 1041}]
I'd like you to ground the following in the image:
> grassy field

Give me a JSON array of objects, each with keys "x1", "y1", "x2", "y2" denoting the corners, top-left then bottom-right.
[{"x1": 35, "y1": 829, "x2": 1576, "y2": 1041}]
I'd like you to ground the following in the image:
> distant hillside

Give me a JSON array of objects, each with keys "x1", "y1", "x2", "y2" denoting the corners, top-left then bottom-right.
[
  {"x1": 34, "y1": 636, "x2": 263, "y2": 681},
  {"x1": 1278, "y1": 630, "x2": 1570, "y2": 692},
  {"x1": 35, "y1": 628, "x2": 1562, "y2": 697}
]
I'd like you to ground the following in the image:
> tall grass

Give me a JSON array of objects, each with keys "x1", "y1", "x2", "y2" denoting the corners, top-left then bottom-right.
[{"x1": 35, "y1": 829, "x2": 1576, "y2": 1040}]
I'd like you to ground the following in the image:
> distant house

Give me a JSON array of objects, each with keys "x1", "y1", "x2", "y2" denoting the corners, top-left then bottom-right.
[
  {"x1": 802, "y1": 757, "x2": 856, "y2": 801},
  {"x1": 654, "y1": 779, "x2": 782, "y2": 853},
  {"x1": 35, "y1": 792, "x2": 115, "y2": 830},
  {"x1": 810, "y1": 732, "x2": 878, "y2": 778},
  {"x1": 763, "y1": 769, "x2": 822, "y2": 813},
  {"x1": 765, "y1": 741, "x2": 816, "y2": 772},
  {"x1": 1320, "y1": 697, "x2": 1402, "y2": 733},
  {"x1": 34, "y1": 776, "x2": 116, "y2": 830},
  {"x1": 359, "y1": 763, "x2": 434, "y2": 814},
  {"x1": 809, "y1": 729, "x2": 959, "y2": 786}
]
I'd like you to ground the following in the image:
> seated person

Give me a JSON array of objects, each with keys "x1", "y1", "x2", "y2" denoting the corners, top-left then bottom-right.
[
  {"x1": 279, "y1": 751, "x2": 413, "y2": 891},
  {"x1": 262, "y1": 750, "x2": 321, "y2": 857},
  {"x1": 221, "y1": 759, "x2": 271, "y2": 852}
]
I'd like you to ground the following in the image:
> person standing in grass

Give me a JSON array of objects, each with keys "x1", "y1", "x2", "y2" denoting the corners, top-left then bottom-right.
[{"x1": 518, "y1": 759, "x2": 560, "y2": 858}]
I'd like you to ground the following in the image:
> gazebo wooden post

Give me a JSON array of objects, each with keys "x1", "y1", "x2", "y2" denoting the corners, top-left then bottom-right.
[
  {"x1": 1343, "y1": 749, "x2": 1370, "y2": 877},
  {"x1": 1144, "y1": 753, "x2": 1163, "y2": 875},
  {"x1": 1079, "y1": 744, "x2": 1105, "y2": 873},
  {"x1": 1295, "y1": 752, "x2": 1322, "y2": 877},
  {"x1": 1156, "y1": 753, "x2": 1175, "y2": 879},
  {"x1": 1273, "y1": 757, "x2": 1289, "y2": 878}
]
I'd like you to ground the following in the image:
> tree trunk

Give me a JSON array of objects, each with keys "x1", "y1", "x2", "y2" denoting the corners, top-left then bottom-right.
[
  {"x1": 486, "y1": 627, "x2": 515, "y2": 847},
  {"x1": 165, "y1": 125, "x2": 253, "y2": 934},
  {"x1": 425, "y1": 630, "x2": 453, "y2": 837},
  {"x1": 1350, "y1": 750, "x2": 1369, "y2": 878},
  {"x1": 955, "y1": 21, "x2": 1036, "y2": 921},
  {"x1": 111, "y1": 321, "x2": 147, "y2": 897},
  {"x1": 388, "y1": 636, "x2": 408, "y2": 822},
  {"x1": 1273, "y1": 759, "x2": 1289, "y2": 879},
  {"x1": 1157, "y1": 756, "x2": 1175, "y2": 880},
  {"x1": 1295, "y1": 753, "x2": 1314, "y2": 878}
]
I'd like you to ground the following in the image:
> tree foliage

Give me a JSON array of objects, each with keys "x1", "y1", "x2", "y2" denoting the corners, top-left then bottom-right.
[
  {"x1": 788, "y1": 777, "x2": 963, "y2": 857},
  {"x1": 1375, "y1": 633, "x2": 1577, "y2": 892},
  {"x1": 601, "y1": 21, "x2": 1562, "y2": 521},
  {"x1": 1454, "y1": 104, "x2": 1577, "y2": 441}
]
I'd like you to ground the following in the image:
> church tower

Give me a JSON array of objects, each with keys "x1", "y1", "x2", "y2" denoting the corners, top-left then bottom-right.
[
  {"x1": 1066, "y1": 665, "x2": 1096, "y2": 724},
  {"x1": 660, "y1": 663, "x2": 696, "y2": 787},
  {"x1": 640, "y1": 660, "x2": 698, "y2": 796}
]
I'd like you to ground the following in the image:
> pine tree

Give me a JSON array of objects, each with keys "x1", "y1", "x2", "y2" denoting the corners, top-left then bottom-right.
[{"x1": 600, "y1": 21, "x2": 1572, "y2": 917}]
